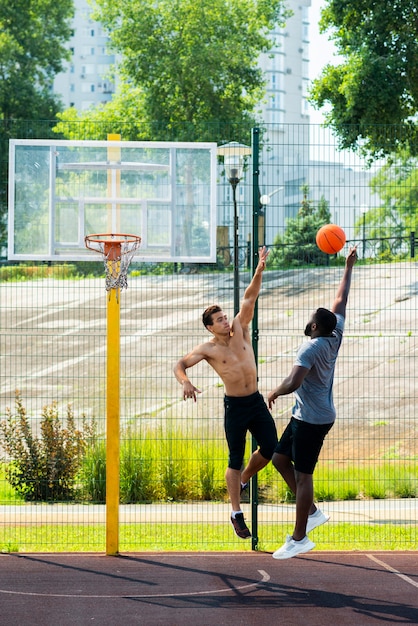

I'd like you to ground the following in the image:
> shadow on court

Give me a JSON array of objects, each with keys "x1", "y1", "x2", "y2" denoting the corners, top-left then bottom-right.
[{"x1": 0, "y1": 551, "x2": 417, "y2": 625}]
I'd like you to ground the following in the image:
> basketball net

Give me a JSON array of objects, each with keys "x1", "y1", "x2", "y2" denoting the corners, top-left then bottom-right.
[{"x1": 85, "y1": 234, "x2": 142, "y2": 291}]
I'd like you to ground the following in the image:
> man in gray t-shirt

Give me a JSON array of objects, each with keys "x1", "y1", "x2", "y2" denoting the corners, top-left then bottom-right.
[
  {"x1": 267, "y1": 246, "x2": 357, "y2": 560},
  {"x1": 292, "y1": 313, "x2": 344, "y2": 425}
]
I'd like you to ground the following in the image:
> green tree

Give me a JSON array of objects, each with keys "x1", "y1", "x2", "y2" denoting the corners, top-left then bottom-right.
[
  {"x1": 309, "y1": 0, "x2": 418, "y2": 157},
  {"x1": 354, "y1": 150, "x2": 418, "y2": 258},
  {"x1": 56, "y1": 0, "x2": 288, "y2": 142},
  {"x1": 0, "y1": 0, "x2": 73, "y2": 120},
  {"x1": 0, "y1": 0, "x2": 74, "y2": 249},
  {"x1": 269, "y1": 187, "x2": 332, "y2": 267}
]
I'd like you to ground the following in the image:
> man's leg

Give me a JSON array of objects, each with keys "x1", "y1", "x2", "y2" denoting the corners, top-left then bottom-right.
[
  {"x1": 272, "y1": 452, "x2": 317, "y2": 517},
  {"x1": 292, "y1": 470, "x2": 314, "y2": 540},
  {"x1": 240, "y1": 450, "x2": 270, "y2": 485},
  {"x1": 272, "y1": 452, "x2": 297, "y2": 493},
  {"x1": 226, "y1": 466, "x2": 251, "y2": 539},
  {"x1": 225, "y1": 467, "x2": 241, "y2": 512}
]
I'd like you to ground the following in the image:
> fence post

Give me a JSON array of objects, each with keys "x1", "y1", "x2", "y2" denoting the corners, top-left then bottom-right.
[
  {"x1": 410, "y1": 231, "x2": 415, "y2": 258},
  {"x1": 251, "y1": 126, "x2": 260, "y2": 551}
]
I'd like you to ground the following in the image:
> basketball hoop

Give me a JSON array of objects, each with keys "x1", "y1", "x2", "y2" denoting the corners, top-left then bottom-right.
[{"x1": 85, "y1": 233, "x2": 141, "y2": 291}]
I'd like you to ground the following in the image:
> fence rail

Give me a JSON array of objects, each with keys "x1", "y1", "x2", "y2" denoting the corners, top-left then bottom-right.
[{"x1": 0, "y1": 122, "x2": 416, "y2": 552}]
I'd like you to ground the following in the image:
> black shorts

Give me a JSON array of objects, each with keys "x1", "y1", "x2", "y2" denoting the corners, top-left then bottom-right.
[
  {"x1": 224, "y1": 391, "x2": 278, "y2": 470},
  {"x1": 274, "y1": 417, "x2": 333, "y2": 474}
]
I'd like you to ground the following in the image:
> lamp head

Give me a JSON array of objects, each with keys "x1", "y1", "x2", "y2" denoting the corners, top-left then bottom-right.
[{"x1": 217, "y1": 141, "x2": 252, "y2": 185}]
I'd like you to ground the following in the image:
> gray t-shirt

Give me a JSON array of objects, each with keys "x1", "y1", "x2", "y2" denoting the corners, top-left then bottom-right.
[{"x1": 291, "y1": 314, "x2": 344, "y2": 425}]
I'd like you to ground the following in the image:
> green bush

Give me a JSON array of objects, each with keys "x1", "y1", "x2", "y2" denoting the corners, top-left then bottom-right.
[
  {"x1": 0, "y1": 392, "x2": 95, "y2": 501},
  {"x1": 0, "y1": 264, "x2": 78, "y2": 282}
]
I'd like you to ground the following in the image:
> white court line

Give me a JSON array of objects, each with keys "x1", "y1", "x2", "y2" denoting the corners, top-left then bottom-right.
[
  {"x1": 0, "y1": 569, "x2": 270, "y2": 599},
  {"x1": 367, "y1": 555, "x2": 418, "y2": 589}
]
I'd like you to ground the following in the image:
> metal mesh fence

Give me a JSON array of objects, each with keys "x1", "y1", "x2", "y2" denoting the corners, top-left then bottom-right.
[{"x1": 0, "y1": 121, "x2": 417, "y2": 552}]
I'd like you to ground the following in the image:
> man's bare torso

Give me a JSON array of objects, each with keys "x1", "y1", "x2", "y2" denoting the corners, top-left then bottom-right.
[{"x1": 204, "y1": 318, "x2": 258, "y2": 397}]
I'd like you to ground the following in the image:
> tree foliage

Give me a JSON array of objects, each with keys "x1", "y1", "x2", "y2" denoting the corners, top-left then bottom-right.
[
  {"x1": 269, "y1": 187, "x2": 332, "y2": 267},
  {"x1": 0, "y1": 0, "x2": 74, "y2": 120},
  {"x1": 0, "y1": 0, "x2": 74, "y2": 248},
  {"x1": 56, "y1": 0, "x2": 288, "y2": 142},
  {"x1": 355, "y1": 151, "x2": 418, "y2": 258},
  {"x1": 309, "y1": 0, "x2": 418, "y2": 157}
]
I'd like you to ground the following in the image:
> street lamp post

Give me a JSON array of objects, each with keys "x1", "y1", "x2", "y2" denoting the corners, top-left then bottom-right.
[{"x1": 217, "y1": 142, "x2": 252, "y2": 315}]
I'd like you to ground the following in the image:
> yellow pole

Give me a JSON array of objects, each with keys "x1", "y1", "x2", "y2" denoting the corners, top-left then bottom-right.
[
  {"x1": 106, "y1": 284, "x2": 120, "y2": 555},
  {"x1": 107, "y1": 133, "x2": 121, "y2": 233},
  {"x1": 106, "y1": 133, "x2": 121, "y2": 555}
]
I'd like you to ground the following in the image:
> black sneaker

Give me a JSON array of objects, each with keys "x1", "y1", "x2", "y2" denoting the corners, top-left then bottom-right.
[
  {"x1": 231, "y1": 513, "x2": 251, "y2": 539},
  {"x1": 240, "y1": 482, "x2": 248, "y2": 494}
]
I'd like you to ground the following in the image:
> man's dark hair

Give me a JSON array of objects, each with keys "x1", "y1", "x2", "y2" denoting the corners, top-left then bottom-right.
[
  {"x1": 313, "y1": 307, "x2": 337, "y2": 335},
  {"x1": 202, "y1": 305, "x2": 221, "y2": 328}
]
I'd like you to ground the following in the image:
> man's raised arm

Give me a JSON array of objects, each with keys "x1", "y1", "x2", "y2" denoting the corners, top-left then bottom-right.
[
  {"x1": 239, "y1": 247, "x2": 269, "y2": 326},
  {"x1": 332, "y1": 246, "x2": 358, "y2": 318}
]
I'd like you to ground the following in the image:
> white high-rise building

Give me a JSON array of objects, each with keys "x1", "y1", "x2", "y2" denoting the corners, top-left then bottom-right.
[
  {"x1": 54, "y1": 0, "x2": 310, "y2": 122},
  {"x1": 255, "y1": 0, "x2": 312, "y2": 238},
  {"x1": 53, "y1": 0, "x2": 373, "y2": 241},
  {"x1": 53, "y1": 0, "x2": 116, "y2": 111}
]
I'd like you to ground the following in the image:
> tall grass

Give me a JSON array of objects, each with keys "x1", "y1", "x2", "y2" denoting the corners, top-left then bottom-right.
[
  {"x1": 2, "y1": 445, "x2": 417, "y2": 505},
  {"x1": 314, "y1": 462, "x2": 418, "y2": 501}
]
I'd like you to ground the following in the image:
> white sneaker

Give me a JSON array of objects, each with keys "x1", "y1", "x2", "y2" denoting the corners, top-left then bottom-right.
[
  {"x1": 272, "y1": 535, "x2": 315, "y2": 560},
  {"x1": 306, "y1": 508, "x2": 330, "y2": 533}
]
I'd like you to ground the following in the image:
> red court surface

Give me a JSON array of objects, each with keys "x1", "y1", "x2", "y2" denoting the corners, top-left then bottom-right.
[{"x1": 1, "y1": 552, "x2": 417, "y2": 625}]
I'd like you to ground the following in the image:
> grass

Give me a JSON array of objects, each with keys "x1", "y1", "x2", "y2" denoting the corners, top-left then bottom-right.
[
  {"x1": 0, "y1": 523, "x2": 416, "y2": 553},
  {"x1": 1, "y1": 459, "x2": 417, "y2": 505},
  {"x1": 0, "y1": 465, "x2": 18, "y2": 503},
  {"x1": 312, "y1": 462, "x2": 418, "y2": 501},
  {"x1": 1, "y1": 459, "x2": 416, "y2": 552}
]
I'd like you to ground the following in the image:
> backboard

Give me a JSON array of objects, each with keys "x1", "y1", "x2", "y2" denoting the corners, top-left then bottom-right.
[{"x1": 8, "y1": 139, "x2": 218, "y2": 262}]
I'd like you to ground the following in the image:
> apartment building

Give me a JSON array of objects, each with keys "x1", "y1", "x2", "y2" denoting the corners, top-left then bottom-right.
[
  {"x1": 53, "y1": 0, "x2": 116, "y2": 110},
  {"x1": 53, "y1": 0, "x2": 373, "y2": 242}
]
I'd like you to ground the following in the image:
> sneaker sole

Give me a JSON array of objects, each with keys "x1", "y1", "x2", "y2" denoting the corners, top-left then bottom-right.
[{"x1": 272, "y1": 540, "x2": 315, "y2": 560}]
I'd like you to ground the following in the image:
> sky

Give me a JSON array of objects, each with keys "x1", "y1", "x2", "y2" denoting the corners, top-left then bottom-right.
[{"x1": 307, "y1": 0, "x2": 340, "y2": 124}]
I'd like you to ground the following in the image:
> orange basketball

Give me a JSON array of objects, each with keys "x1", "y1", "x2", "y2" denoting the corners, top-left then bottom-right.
[{"x1": 316, "y1": 224, "x2": 346, "y2": 254}]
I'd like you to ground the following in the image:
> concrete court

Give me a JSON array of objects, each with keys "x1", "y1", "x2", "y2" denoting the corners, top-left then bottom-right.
[{"x1": 0, "y1": 551, "x2": 417, "y2": 625}]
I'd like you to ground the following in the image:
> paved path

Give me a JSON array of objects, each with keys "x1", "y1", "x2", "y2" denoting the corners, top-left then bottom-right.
[{"x1": 1, "y1": 498, "x2": 416, "y2": 524}]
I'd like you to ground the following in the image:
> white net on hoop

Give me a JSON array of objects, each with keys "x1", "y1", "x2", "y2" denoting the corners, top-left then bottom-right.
[
  {"x1": 85, "y1": 235, "x2": 141, "y2": 291},
  {"x1": 103, "y1": 241, "x2": 138, "y2": 291}
]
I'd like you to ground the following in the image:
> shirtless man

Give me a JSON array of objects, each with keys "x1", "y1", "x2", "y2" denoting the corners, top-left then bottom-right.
[{"x1": 173, "y1": 247, "x2": 278, "y2": 539}]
